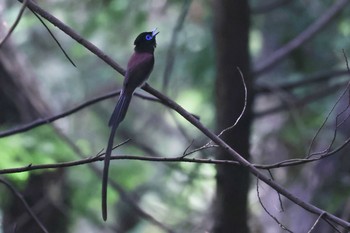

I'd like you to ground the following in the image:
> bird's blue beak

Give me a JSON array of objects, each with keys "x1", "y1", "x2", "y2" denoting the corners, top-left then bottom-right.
[{"x1": 152, "y1": 28, "x2": 159, "y2": 37}]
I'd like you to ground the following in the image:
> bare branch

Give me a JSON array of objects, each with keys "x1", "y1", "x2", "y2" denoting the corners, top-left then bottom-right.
[
  {"x1": 0, "y1": 0, "x2": 28, "y2": 48},
  {"x1": 217, "y1": 67, "x2": 248, "y2": 137},
  {"x1": 256, "y1": 178, "x2": 293, "y2": 233},
  {"x1": 162, "y1": 0, "x2": 192, "y2": 90},
  {"x1": 307, "y1": 212, "x2": 325, "y2": 233},
  {"x1": 0, "y1": 90, "x2": 120, "y2": 138},
  {"x1": 0, "y1": 153, "x2": 239, "y2": 175},
  {"x1": 256, "y1": 82, "x2": 346, "y2": 118},
  {"x1": 17, "y1": 0, "x2": 125, "y2": 75},
  {"x1": 182, "y1": 139, "x2": 195, "y2": 158},
  {"x1": 30, "y1": 10, "x2": 76, "y2": 67},
  {"x1": 307, "y1": 83, "x2": 350, "y2": 158},
  {"x1": 267, "y1": 169, "x2": 284, "y2": 212},
  {"x1": 257, "y1": 135, "x2": 350, "y2": 169},
  {"x1": 251, "y1": 0, "x2": 293, "y2": 14},
  {"x1": 254, "y1": 0, "x2": 349, "y2": 76},
  {"x1": 256, "y1": 69, "x2": 348, "y2": 94},
  {"x1": 307, "y1": 50, "x2": 350, "y2": 158},
  {"x1": 182, "y1": 143, "x2": 218, "y2": 157},
  {"x1": 0, "y1": 178, "x2": 49, "y2": 233}
]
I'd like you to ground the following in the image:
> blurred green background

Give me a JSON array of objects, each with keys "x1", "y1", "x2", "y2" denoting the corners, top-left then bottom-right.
[{"x1": 1, "y1": 0, "x2": 350, "y2": 232}]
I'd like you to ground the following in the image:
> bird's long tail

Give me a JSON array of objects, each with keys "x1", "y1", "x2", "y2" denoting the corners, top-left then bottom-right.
[{"x1": 102, "y1": 91, "x2": 132, "y2": 221}]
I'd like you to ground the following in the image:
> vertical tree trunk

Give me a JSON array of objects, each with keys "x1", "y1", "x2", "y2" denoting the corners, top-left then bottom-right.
[
  {"x1": 212, "y1": 1, "x2": 252, "y2": 232},
  {"x1": 0, "y1": 14, "x2": 70, "y2": 232}
]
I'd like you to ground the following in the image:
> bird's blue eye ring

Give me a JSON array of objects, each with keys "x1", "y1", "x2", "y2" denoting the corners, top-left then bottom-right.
[{"x1": 145, "y1": 34, "x2": 153, "y2": 41}]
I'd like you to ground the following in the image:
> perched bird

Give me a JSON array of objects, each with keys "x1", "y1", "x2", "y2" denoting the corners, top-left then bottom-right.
[{"x1": 102, "y1": 29, "x2": 159, "y2": 221}]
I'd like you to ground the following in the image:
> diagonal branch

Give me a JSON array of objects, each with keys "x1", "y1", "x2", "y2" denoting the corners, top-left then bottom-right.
[
  {"x1": 0, "y1": 0, "x2": 28, "y2": 48},
  {"x1": 0, "y1": 90, "x2": 120, "y2": 138},
  {"x1": 30, "y1": 10, "x2": 76, "y2": 67},
  {"x1": 17, "y1": 0, "x2": 125, "y2": 76},
  {"x1": 0, "y1": 177, "x2": 49, "y2": 233},
  {"x1": 254, "y1": 0, "x2": 349, "y2": 76},
  {"x1": 0, "y1": 90, "x2": 161, "y2": 138}
]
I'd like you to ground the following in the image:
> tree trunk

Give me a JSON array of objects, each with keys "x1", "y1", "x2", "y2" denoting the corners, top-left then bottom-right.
[
  {"x1": 212, "y1": 0, "x2": 252, "y2": 232},
  {"x1": 0, "y1": 12, "x2": 70, "y2": 232}
]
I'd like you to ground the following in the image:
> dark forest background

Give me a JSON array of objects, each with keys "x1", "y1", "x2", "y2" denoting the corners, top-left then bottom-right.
[{"x1": 1, "y1": 0, "x2": 350, "y2": 232}]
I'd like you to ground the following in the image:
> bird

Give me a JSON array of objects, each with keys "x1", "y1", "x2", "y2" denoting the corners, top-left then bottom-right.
[{"x1": 102, "y1": 29, "x2": 159, "y2": 221}]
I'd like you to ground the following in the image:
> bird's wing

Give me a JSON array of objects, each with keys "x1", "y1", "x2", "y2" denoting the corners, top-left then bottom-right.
[{"x1": 123, "y1": 52, "x2": 155, "y2": 92}]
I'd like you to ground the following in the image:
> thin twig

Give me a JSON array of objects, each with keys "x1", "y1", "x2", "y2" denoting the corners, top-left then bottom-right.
[
  {"x1": 256, "y1": 82, "x2": 346, "y2": 118},
  {"x1": 251, "y1": 0, "x2": 293, "y2": 14},
  {"x1": 17, "y1": 0, "x2": 125, "y2": 75},
  {"x1": 184, "y1": 67, "x2": 249, "y2": 156},
  {"x1": 256, "y1": 178, "x2": 293, "y2": 232},
  {"x1": 217, "y1": 67, "x2": 248, "y2": 137},
  {"x1": 0, "y1": 90, "x2": 120, "y2": 138},
  {"x1": 307, "y1": 212, "x2": 325, "y2": 233},
  {"x1": 258, "y1": 135, "x2": 350, "y2": 169},
  {"x1": 182, "y1": 139, "x2": 195, "y2": 158},
  {"x1": 267, "y1": 169, "x2": 284, "y2": 212},
  {"x1": 0, "y1": 0, "x2": 28, "y2": 48},
  {"x1": 324, "y1": 218, "x2": 342, "y2": 233},
  {"x1": 30, "y1": 10, "x2": 76, "y2": 67},
  {"x1": 307, "y1": 50, "x2": 350, "y2": 158},
  {"x1": 256, "y1": 69, "x2": 348, "y2": 94},
  {"x1": 183, "y1": 143, "x2": 218, "y2": 157},
  {"x1": 162, "y1": 0, "x2": 192, "y2": 91},
  {"x1": 0, "y1": 178, "x2": 49, "y2": 233}
]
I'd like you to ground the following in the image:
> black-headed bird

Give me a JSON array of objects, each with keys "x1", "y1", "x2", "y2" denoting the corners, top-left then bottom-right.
[{"x1": 102, "y1": 29, "x2": 159, "y2": 221}]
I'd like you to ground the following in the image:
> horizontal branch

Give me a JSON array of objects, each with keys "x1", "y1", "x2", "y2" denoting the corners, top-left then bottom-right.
[
  {"x1": 251, "y1": 0, "x2": 293, "y2": 14},
  {"x1": 0, "y1": 91, "x2": 119, "y2": 138},
  {"x1": 0, "y1": 154, "x2": 239, "y2": 175},
  {"x1": 0, "y1": 91, "x2": 159, "y2": 138},
  {"x1": 2, "y1": 134, "x2": 348, "y2": 174},
  {"x1": 255, "y1": 82, "x2": 345, "y2": 117},
  {"x1": 255, "y1": 69, "x2": 349, "y2": 94}
]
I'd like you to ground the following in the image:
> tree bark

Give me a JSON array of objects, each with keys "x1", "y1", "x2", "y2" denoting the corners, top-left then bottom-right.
[
  {"x1": 0, "y1": 14, "x2": 70, "y2": 232},
  {"x1": 212, "y1": 0, "x2": 252, "y2": 232}
]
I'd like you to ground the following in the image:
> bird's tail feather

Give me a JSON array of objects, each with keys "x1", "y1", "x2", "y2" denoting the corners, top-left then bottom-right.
[
  {"x1": 108, "y1": 92, "x2": 132, "y2": 127},
  {"x1": 102, "y1": 92, "x2": 132, "y2": 221}
]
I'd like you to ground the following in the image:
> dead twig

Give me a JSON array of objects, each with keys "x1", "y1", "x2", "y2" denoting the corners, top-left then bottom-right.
[
  {"x1": 0, "y1": 177, "x2": 49, "y2": 233},
  {"x1": 0, "y1": 0, "x2": 28, "y2": 48}
]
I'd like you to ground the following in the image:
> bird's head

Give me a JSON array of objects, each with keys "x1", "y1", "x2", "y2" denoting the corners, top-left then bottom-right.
[{"x1": 134, "y1": 28, "x2": 159, "y2": 53}]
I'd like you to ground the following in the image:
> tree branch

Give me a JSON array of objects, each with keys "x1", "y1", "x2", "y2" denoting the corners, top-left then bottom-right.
[
  {"x1": 162, "y1": 0, "x2": 192, "y2": 90},
  {"x1": 251, "y1": 0, "x2": 293, "y2": 14},
  {"x1": 0, "y1": 0, "x2": 28, "y2": 48},
  {"x1": 254, "y1": 0, "x2": 349, "y2": 76},
  {"x1": 0, "y1": 178, "x2": 49, "y2": 233}
]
